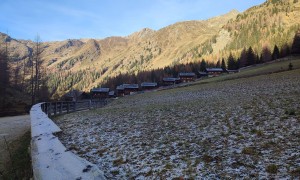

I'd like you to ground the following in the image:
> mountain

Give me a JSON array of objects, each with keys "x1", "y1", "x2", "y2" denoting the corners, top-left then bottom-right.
[{"x1": 1, "y1": 0, "x2": 300, "y2": 97}]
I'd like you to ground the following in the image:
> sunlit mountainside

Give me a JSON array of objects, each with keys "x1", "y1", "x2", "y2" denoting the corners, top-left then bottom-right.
[{"x1": 0, "y1": 0, "x2": 299, "y2": 97}]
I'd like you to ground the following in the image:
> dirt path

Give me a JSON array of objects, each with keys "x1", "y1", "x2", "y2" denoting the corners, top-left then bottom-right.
[{"x1": 0, "y1": 115, "x2": 30, "y2": 172}]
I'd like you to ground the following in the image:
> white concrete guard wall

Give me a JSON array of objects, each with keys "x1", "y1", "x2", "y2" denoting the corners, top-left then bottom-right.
[{"x1": 30, "y1": 103, "x2": 105, "y2": 180}]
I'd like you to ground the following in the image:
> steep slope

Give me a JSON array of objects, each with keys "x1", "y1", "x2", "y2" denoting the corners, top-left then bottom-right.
[
  {"x1": 202, "y1": 0, "x2": 300, "y2": 59},
  {"x1": 2, "y1": 0, "x2": 300, "y2": 97},
  {"x1": 0, "y1": 33, "x2": 32, "y2": 61}
]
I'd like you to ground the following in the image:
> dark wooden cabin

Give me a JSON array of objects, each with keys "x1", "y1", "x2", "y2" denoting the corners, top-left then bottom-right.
[
  {"x1": 62, "y1": 90, "x2": 83, "y2": 101},
  {"x1": 162, "y1": 77, "x2": 181, "y2": 86},
  {"x1": 141, "y1": 82, "x2": 158, "y2": 91},
  {"x1": 205, "y1": 68, "x2": 225, "y2": 77},
  {"x1": 179, "y1": 72, "x2": 196, "y2": 82},
  {"x1": 196, "y1": 71, "x2": 209, "y2": 78},
  {"x1": 123, "y1": 84, "x2": 139, "y2": 95},
  {"x1": 91, "y1": 88, "x2": 110, "y2": 99}
]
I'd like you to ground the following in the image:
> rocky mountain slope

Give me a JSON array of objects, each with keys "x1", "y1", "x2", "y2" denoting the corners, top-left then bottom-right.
[{"x1": 1, "y1": 0, "x2": 300, "y2": 96}]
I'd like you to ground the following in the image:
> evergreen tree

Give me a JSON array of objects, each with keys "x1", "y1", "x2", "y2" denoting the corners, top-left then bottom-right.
[
  {"x1": 272, "y1": 45, "x2": 280, "y2": 60},
  {"x1": 291, "y1": 30, "x2": 300, "y2": 54},
  {"x1": 239, "y1": 48, "x2": 247, "y2": 67},
  {"x1": 262, "y1": 46, "x2": 272, "y2": 62},
  {"x1": 200, "y1": 59, "x2": 207, "y2": 71},
  {"x1": 227, "y1": 53, "x2": 237, "y2": 70},
  {"x1": 221, "y1": 58, "x2": 226, "y2": 70},
  {"x1": 280, "y1": 43, "x2": 291, "y2": 57},
  {"x1": 246, "y1": 46, "x2": 256, "y2": 66},
  {"x1": 216, "y1": 60, "x2": 221, "y2": 68}
]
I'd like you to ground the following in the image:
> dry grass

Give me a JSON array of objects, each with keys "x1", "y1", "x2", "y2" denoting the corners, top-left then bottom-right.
[{"x1": 54, "y1": 67, "x2": 300, "y2": 179}]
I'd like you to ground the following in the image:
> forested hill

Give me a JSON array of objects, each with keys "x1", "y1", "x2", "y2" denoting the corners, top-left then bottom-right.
[
  {"x1": 183, "y1": 0, "x2": 300, "y2": 61},
  {"x1": 1, "y1": 0, "x2": 300, "y2": 98}
]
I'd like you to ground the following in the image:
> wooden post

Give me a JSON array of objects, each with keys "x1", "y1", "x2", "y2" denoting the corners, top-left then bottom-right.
[{"x1": 89, "y1": 100, "x2": 92, "y2": 109}]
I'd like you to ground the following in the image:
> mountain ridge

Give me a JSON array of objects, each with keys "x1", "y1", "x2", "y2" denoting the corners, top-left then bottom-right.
[{"x1": 1, "y1": 0, "x2": 300, "y2": 97}]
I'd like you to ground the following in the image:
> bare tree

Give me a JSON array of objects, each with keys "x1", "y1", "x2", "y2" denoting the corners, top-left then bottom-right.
[
  {"x1": 30, "y1": 35, "x2": 44, "y2": 105},
  {"x1": 0, "y1": 39, "x2": 10, "y2": 110}
]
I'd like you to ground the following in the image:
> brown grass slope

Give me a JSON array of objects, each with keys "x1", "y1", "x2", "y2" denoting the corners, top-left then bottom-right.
[{"x1": 2, "y1": 0, "x2": 300, "y2": 96}]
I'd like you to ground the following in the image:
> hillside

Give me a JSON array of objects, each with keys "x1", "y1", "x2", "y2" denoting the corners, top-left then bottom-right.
[
  {"x1": 183, "y1": 0, "x2": 300, "y2": 61},
  {"x1": 54, "y1": 58, "x2": 300, "y2": 179},
  {"x1": 1, "y1": 0, "x2": 300, "y2": 97}
]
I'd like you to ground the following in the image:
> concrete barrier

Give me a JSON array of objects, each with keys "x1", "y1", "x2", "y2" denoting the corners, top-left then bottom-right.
[{"x1": 30, "y1": 103, "x2": 106, "y2": 180}]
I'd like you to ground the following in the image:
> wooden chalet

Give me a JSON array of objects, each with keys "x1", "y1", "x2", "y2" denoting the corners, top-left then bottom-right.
[
  {"x1": 62, "y1": 90, "x2": 83, "y2": 101},
  {"x1": 162, "y1": 77, "x2": 181, "y2": 86},
  {"x1": 91, "y1": 88, "x2": 110, "y2": 99},
  {"x1": 205, "y1": 68, "x2": 225, "y2": 77},
  {"x1": 123, "y1": 84, "x2": 139, "y2": 95},
  {"x1": 179, "y1": 72, "x2": 196, "y2": 82},
  {"x1": 141, "y1": 82, "x2": 158, "y2": 90},
  {"x1": 196, "y1": 71, "x2": 209, "y2": 78}
]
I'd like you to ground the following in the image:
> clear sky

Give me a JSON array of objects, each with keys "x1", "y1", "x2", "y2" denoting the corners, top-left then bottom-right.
[{"x1": 0, "y1": 0, "x2": 266, "y2": 41}]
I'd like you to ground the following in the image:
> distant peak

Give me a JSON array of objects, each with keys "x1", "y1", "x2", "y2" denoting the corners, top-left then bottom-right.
[
  {"x1": 128, "y1": 28, "x2": 155, "y2": 39},
  {"x1": 139, "y1": 28, "x2": 155, "y2": 34},
  {"x1": 229, "y1": 9, "x2": 240, "y2": 14}
]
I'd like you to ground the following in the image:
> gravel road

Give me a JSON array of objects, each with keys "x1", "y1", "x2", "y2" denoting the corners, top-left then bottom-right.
[{"x1": 0, "y1": 115, "x2": 30, "y2": 172}]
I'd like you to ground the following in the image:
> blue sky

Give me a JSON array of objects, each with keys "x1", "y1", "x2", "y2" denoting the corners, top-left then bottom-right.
[{"x1": 0, "y1": 0, "x2": 266, "y2": 41}]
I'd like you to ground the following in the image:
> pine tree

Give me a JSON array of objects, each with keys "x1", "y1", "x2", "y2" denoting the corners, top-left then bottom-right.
[
  {"x1": 240, "y1": 48, "x2": 247, "y2": 67},
  {"x1": 291, "y1": 30, "x2": 300, "y2": 54},
  {"x1": 272, "y1": 45, "x2": 280, "y2": 60},
  {"x1": 227, "y1": 53, "x2": 236, "y2": 70},
  {"x1": 200, "y1": 59, "x2": 207, "y2": 72},
  {"x1": 280, "y1": 43, "x2": 291, "y2": 57},
  {"x1": 221, "y1": 58, "x2": 226, "y2": 70},
  {"x1": 246, "y1": 46, "x2": 256, "y2": 66},
  {"x1": 262, "y1": 46, "x2": 272, "y2": 62},
  {"x1": 216, "y1": 60, "x2": 221, "y2": 68}
]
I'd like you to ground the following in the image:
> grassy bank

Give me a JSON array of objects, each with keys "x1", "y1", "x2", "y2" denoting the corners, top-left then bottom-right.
[{"x1": 0, "y1": 131, "x2": 32, "y2": 179}]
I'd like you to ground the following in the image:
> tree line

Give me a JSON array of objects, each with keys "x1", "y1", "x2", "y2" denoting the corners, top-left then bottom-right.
[
  {"x1": 102, "y1": 30, "x2": 300, "y2": 89},
  {"x1": 0, "y1": 35, "x2": 49, "y2": 115},
  {"x1": 0, "y1": 29, "x2": 299, "y2": 112}
]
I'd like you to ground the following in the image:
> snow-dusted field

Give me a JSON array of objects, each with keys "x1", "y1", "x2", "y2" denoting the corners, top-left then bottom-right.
[{"x1": 54, "y1": 69, "x2": 300, "y2": 179}]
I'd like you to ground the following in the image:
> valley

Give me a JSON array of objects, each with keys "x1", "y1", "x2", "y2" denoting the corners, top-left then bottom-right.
[{"x1": 1, "y1": 0, "x2": 299, "y2": 98}]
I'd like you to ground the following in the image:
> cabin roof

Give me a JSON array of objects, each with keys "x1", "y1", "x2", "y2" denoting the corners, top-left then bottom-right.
[
  {"x1": 141, "y1": 82, "x2": 158, "y2": 87},
  {"x1": 198, "y1": 71, "x2": 209, "y2": 75},
  {"x1": 205, "y1": 68, "x2": 224, "y2": 72},
  {"x1": 91, "y1": 88, "x2": 110, "y2": 93},
  {"x1": 123, "y1": 84, "x2": 139, "y2": 89},
  {"x1": 179, "y1": 72, "x2": 196, "y2": 77},
  {"x1": 163, "y1": 77, "x2": 180, "y2": 82},
  {"x1": 227, "y1": 69, "x2": 239, "y2": 72},
  {"x1": 117, "y1": 84, "x2": 139, "y2": 90}
]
